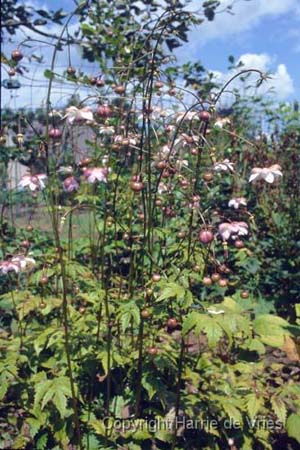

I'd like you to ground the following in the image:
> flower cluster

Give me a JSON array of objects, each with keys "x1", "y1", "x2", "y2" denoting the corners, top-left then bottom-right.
[{"x1": 0, "y1": 256, "x2": 36, "y2": 275}]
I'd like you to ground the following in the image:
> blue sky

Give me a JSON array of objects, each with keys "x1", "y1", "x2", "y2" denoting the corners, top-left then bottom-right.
[{"x1": 2, "y1": 0, "x2": 299, "y2": 109}]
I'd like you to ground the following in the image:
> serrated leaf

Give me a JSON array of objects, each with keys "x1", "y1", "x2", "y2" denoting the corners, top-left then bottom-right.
[
  {"x1": 222, "y1": 297, "x2": 243, "y2": 313},
  {"x1": 156, "y1": 282, "x2": 185, "y2": 302},
  {"x1": 221, "y1": 401, "x2": 243, "y2": 425},
  {"x1": 245, "y1": 393, "x2": 263, "y2": 419},
  {"x1": 253, "y1": 314, "x2": 290, "y2": 347},
  {"x1": 41, "y1": 384, "x2": 55, "y2": 410},
  {"x1": 286, "y1": 413, "x2": 300, "y2": 443},
  {"x1": 27, "y1": 417, "x2": 42, "y2": 439},
  {"x1": 90, "y1": 419, "x2": 110, "y2": 436},
  {"x1": 12, "y1": 436, "x2": 30, "y2": 449},
  {"x1": 0, "y1": 373, "x2": 9, "y2": 400},
  {"x1": 203, "y1": 318, "x2": 223, "y2": 348},
  {"x1": 53, "y1": 391, "x2": 67, "y2": 418},
  {"x1": 270, "y1": 396, "x2": 287, "y2": 425},
  {"x1": 118, "y1": 301, "x2": 140, "y2": 332},
  {"x1": 36, "y1": 433, "x2": 48, "y2": 450},
  {"x1": 182, "y1": 311, "x2": 204, "y2": 335},
  {"x1": 34, "y1": 378, "x2": 52, "y2": 408},
  {"x1": 254, "y1": 314, "x2": 290, "y2": 328}
]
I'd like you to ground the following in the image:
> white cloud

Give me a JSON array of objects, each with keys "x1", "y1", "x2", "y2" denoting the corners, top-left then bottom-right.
[
  {"x1": 178, "y1": 0, "x2": 300, "y2": 65},
  {"x1": 211, "y1": 53, "x2": 294, "y2": 102},
  {"x1": 189, "y1": 0, "x2": 299, "y2": 44}
]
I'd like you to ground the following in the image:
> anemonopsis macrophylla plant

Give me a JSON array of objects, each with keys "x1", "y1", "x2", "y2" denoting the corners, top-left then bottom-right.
[{"x1": 1, "y1": 5, "x2": 300, "y2": 450}]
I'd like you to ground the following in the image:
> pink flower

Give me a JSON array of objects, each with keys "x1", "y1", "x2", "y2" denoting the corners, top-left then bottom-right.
[
  {"x1": 228, "y1": 197, "x2": 247, "y2": 209},
  {"x1": 249, "y1": 164, "x2": 282, "y2": 183},
  {"x1": 63, "y1": 176, "x2": 79, "y2": 192},
  {"x1": 84, "y1": 167, "x2": 108, "y2": 183},
  {"x1": 17, "y1": 173, "x2": 47, "y2": 191},
  {"x1": 218, "y1": 221, "x2": 249, "y2": 241},
  {"x1": 63, "y1": 106, "x2": 94, "y2": 124},
  {"x1": 0, "y1": 259, "x2": 21, "y2": 274},
  {"x1": 0, "y1": 256, "x2": 36, "y2": 274}
]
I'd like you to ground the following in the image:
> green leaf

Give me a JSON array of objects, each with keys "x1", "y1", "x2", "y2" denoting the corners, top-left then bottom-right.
[
  {"x1": 247, "y1": 339, "x2": 266, "y2": 354},
  {"x1": 90, "y1": 419, "x2": 110, "y2": 436},
  {"x1": 34, "y1": 378, "x2": 52, "y2": 409},
  {"x1": 245, "y1": 393, "x2": 263, "y2": 419},
  {"x1": 154, "y1": 419, "x2": 173, "y2": 442},
  {"x1": 224, "y1": 404, "x2": 243, "y2": 425},
  {"x1": 253, "y1": 314, "x2": 290, "y2": 347},
  {"x1": 118, "y1": 301, "x2": 140, "y2": 332},
  {"x1": 255, "y1": 314, "x2": 290, "y2": 327},
  {"x1": 203, "y1": 318, "x2": 223, "y2": 348},
  {"x1": 270, "y1": 396, "x2": 287, "y2": 425},
  {"x1": 41, "y1": 384, "x2": 55, "y2": 410},
  {"x1": 222, "y1": 297, "x2": 243, "y2": 313},
  {"x1": 98, "y1": 350, "x2": 108, "y2": 375},
  {"x1": 81, "y1": 23, "x2": 95, "y2": 36},
  {"x1": 0, "y1": 373, "x2": 9, "y2": 400},
  {"x1": 286, "y1": 413, "x2": 300, "y2": 443},
  {"x1": 156, "y1": 282, "x2": 185, "y2": 302},
  {"x1": 12, "y1": 436, "x2": 30, "y2": 449},
  {"x1": 53, "y1": 391, "x2": 68, "y2": 418},
  {"x1": 142, "y1": 373, "x2": 165, "y2": 401},
  {"x1": 125, "y1": 422, "x2": 152, "y2": 440},
  {"x1": 36, "y1": 433, "x2": 48, "y2": 450},
  {"x1": 44, "y1": 69, "x2": 54, "y2": 80},
  {"x1": 236, "y1": 256, "x2": 261, "y2": 274},
  {"x1": 295, "y1": 304, "x2": 300, "y2": 325},
  {"x1": 182, "y1": 311, "x2": 204, "y2": 335},
  {"x1": 27, "y1": 417, "x2": 42, "y2": 439}
]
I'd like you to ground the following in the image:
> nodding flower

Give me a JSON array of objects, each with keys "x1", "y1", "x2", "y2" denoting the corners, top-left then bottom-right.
[
  {"x1": 63, "y1": 176, "x2": 80, "y2": 192},
  {"x1": 17, "y1": 173, "x2": 47, "y2": 192},
  {"x1": 249, "y1": 164, "x2": 282, "y2": 183},
  {"x1": 83, "y1": 167, "x2": 108, "y2": 184},
  {"x1": 218, "y1": 221, "x2": 249, "y2": 241},
  {"x1": 63, "y1": 106, "x2": 94, "y2": 124},
  {"x1": 213, "y1": 159, "x2": 235, "y2": 173},
  {"x1": 228, "y1": 197, "x2": 247, "y2": 209},
  {"x1": 0, "y1": 255, "x2": 36, "y2": 275}
]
